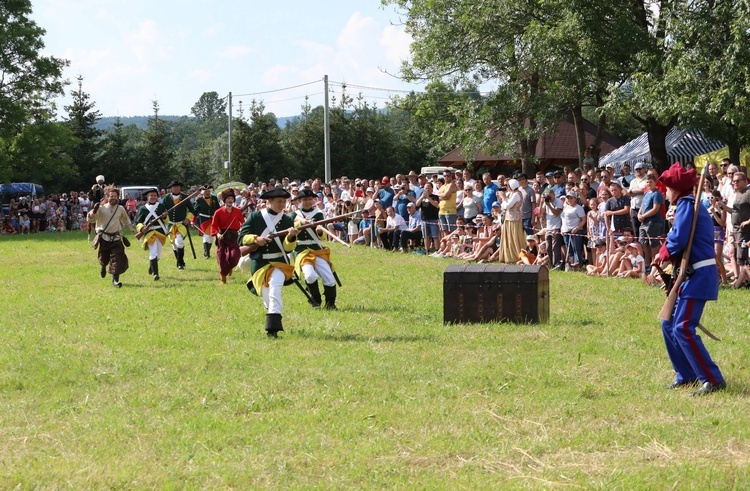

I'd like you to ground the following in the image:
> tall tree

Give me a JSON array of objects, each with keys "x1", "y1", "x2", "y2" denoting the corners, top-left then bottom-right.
[
  {"x1": 0, "y1": 0, "x2": 68, "y2": 182},
  {"x1": 139, "y1": 100, "x2": 174, "y2": 186},
  {"x1": 99, "y1": 117, "x2": 139, "y2": 185},
  {"x1": 64, "y1": 75, "x2": 102, "y2": 186}
]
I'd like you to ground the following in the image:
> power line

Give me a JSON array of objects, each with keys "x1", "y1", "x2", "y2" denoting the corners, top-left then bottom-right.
[{"x1": 233, "y1": 80, "x2": 320, "y2": 98}]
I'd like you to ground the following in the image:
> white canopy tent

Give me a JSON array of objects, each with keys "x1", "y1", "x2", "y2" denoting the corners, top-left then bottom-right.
[{"x1": 599, "y1": 127, "x2": 724, "y2": 174}]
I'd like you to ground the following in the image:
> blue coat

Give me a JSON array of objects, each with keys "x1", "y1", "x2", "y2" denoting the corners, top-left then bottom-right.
[{"x1": 665, "y1": 196, "x2": 718, "y2": 300}]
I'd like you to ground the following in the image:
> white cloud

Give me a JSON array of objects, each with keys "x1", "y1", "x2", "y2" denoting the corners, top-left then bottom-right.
[
  {"x1": 380, "y1": 24, "x2": 412, "y2": 65},
  {"x1": 217, "y1": 45, "x2": 254, "y2": 59},
  {"x1": 125, "y1": 19, "x2": 173, "y2": 63}
]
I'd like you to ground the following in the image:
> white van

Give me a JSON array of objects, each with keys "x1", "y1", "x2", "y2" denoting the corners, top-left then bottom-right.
[
  {"x1": 420, "y1": 166, "x2": 457, "y2": 177},
  {"x1": 120, "y1": 186, "x2": 159, "y2": 201}
]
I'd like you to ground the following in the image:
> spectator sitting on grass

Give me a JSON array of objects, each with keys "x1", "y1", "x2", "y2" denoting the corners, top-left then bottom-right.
[
  {"x1": 430, "y1": 216, "x2": 467, "y2": 257},
  {"x1": 616, "y1": 242, "x2": 645, "y2": 278},
  {"x1": 470, "y1": 225, "x2": 502, "y2": 263},
  {"x1": 19, "y1": 214, "x2": 30, "y2": 234},
  {"x1": 586, "y1": 239, "x2": 609, "y2": 276}
]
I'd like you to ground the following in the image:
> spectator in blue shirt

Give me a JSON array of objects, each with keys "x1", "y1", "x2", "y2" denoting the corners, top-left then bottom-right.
[
  {"x1": 393, "y1": 181, "x2": 416, "y2": 220},
  {"x1": 481, "y1": 172, "x2": 499, "y2": 214},
  {"x1": 377, "y1": 176, "x2": 395, "y2": 210}
]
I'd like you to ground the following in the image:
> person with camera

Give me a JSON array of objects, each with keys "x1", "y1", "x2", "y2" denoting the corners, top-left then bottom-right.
[
  {"x1": 541, "y1": 187, "x2": 564, "y2": 269},
  {"x1": 730, "y1": 171, "x2": 750, "y2": 288},
  {"x1": 637, "y1": 173, "x2": 665, "y2": 268},
  {"x1": 706, "y1": 190, "x2": 728, "y2": 283}
]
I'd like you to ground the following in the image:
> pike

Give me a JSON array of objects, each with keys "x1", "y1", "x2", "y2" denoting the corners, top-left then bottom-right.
[
  {"x1": 134, "y1": 186, "x2": 205, "y2": 240},
  {"x1": 239, "y1": 210, "x2": 359, "y2": 257}
]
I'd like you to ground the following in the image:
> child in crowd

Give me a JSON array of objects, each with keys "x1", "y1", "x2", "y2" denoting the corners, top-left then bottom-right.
[
  {"x1": 586, "y1": 239, "x2": 609, "y2": 276},
  {"x1": 517, "y1": 235, "x2": 539, "y2": 264},
  {"x1": 20, "y1": 214, "x2": 30, "y2": 234},
  {"x1": 70, "y1": 214, "x2": 81, "y2": 231},
  {"x1": 616, "y1": 242, "x2": 645, "y2": 278}
]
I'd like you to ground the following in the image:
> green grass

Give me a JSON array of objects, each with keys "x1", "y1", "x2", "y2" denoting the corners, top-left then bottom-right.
[{"x1": 1, "y1": 231, "x2": 749, "y2": 489}]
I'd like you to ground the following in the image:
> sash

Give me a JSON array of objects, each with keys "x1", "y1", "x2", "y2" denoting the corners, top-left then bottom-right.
[
  {"x1": 260, "y1": 208, "x2": 289, "y2": 264},
  {"x1": 298, "y1": 209, "x2": 324, "y2": 248}
]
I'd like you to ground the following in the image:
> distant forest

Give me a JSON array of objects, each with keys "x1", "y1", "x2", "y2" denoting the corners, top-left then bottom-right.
[{"x1": 95, "y1": 115, "x2": 298, "y2": 132}]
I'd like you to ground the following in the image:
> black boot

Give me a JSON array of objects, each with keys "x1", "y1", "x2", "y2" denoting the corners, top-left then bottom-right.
[
  {"x1": 323, "y1": 285, "x2": 337, "y2": 310},
  {"x1": 306, "y1": 280, "x2": 322, "y2": 308},
  {"x1": 151, "y1": 259, "x2": 160, "y2": 280},
  {"x1": 203, "y1": 242, "x2": 211, "y2": 259},
  {"x1": 148, "y1": 261, "x2": 153, "y2": 275},
  {"x1": 173, "y1": 249, "x2": 180, "y2": 268},
  {"x1": 100, "y1": 264, "x2": 106, "y2": 278},
  {"x1": 265, "y1": 313, "x2": 283, "y2": 338},
  {"x1": 177, "y1": 248, "x2": 185, "y2": 269},
  {"x1": 112, "y1": 274, "x2": 122, "y2": 288}
]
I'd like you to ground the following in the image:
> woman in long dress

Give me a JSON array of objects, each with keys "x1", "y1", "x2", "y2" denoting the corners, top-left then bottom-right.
[{"x1": 498, "y1": 178, "x2": 527, "y2": 263}]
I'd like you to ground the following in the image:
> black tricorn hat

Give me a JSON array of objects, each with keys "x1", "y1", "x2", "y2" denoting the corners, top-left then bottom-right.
[
  {"x1": 297, "y1": 188, "x2": 317, "y2": 199},
  {"x1": 144, "y1": 188, "x2": 159, "y2": 196},
  {"x1": 167, "y1": 179, "x2": 183, "y2": 188},
  {"x1": 259, "y1": 187, "x2": 291, "y2": 200}
]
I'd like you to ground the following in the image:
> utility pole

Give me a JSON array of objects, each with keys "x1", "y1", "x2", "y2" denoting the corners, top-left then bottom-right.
[
  {"x1": 228, "y1": 91, "x2": 233, "y2": 180},
  {"x1": 323, "y1": 75, "x2": 331, "y2": 183}
]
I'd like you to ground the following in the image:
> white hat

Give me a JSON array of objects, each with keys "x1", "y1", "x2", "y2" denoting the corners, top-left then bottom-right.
[
  {"x1": 508, "y1": 179, "x2": 520, "y2": 190},
  {"x1": 96, "y1": 175, "x2": 105, "y2": 182}
]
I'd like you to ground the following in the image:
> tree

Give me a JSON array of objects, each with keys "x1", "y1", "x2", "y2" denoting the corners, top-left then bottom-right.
[
  {"x1": 64, "y1": 75, "x2": 102, "y2": 186},
  {"x1": 0, "y1": 0, "x2": 68, "y2": 133},
  {"x1": 138, "y1": 101, "x2": 174, "y2": 186},
  {"x1": 387, "y1": 0, "x2": 566, "y2": 175},
  {"x1": 0, "y1": 0, "x2": 68, "y2": 183},
  {"x1": 99, "y1": 117, "x2": 139, "y2": 185}
]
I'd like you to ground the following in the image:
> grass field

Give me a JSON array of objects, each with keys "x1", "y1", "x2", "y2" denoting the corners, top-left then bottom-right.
[{"x1": 1, "y1": 231, "x2": 749, "y2": 489}]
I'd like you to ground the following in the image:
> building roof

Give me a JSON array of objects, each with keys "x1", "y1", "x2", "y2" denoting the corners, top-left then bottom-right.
[{"x1": 438, "y1": 115, "x2": 624, "y2": 166}]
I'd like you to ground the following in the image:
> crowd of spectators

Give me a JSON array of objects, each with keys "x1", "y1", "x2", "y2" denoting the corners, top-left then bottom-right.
[{"x1": 3, "y1": 159, "x2": 749, "y2": 289}]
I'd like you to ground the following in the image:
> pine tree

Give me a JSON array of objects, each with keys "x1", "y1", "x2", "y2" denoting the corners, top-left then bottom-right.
[
  {"x1": 64, "y1": 75, "x2": 102, "y2": 187},
  {"x1": 139, "y1": 100, "x2": 174, "y2": 186}
]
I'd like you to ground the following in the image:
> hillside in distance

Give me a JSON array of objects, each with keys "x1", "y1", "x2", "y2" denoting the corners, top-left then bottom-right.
[{"x1": 95, "y1": 115, "x2": 298, "y2": 131}]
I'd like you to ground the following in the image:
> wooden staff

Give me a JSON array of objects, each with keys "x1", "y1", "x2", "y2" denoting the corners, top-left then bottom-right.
[{"x1": 657, "y1": 166, "x2": 707, "y2": 322}]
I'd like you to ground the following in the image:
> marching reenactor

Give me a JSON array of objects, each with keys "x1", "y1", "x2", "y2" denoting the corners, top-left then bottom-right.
[
  {"x1": 135, "y1": 188, "x2": 168, "y2": 281},
  {"x1": 194, "y1": 186, "x2": 220, "y2": 259},
  {"x1": 210, "y1": 189, "x2": 244, "y2": 284},
  {"x1": 88, "y1": 185, "x2": 136, "y2": 288},
  {"x1": 291, "y1": 188, "x2": 338, "y2": 309},
  {"x1": 238, "y1": 187, "x2": 299, "y2": 338},
  {"x1": 161, "y1": 180, "x2": 195, "y2": 270}
]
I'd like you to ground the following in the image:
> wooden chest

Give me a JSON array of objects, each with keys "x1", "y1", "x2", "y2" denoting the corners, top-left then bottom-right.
[{"x1": 443, "y1": 264, "x2": 549, "y2": 324}]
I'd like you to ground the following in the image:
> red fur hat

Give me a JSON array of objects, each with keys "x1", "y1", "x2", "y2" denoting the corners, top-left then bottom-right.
[{"x1": 657, "y1": 162, "x2": 697, "y2": 193}]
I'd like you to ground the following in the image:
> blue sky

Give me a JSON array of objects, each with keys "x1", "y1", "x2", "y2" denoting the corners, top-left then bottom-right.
[{"x1": 31, "y1": 0, "x2": 422, "y2": 117}]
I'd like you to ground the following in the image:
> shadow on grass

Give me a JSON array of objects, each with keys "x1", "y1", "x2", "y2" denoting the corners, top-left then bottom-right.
[
  {"x1": 345, "y1": 304, "x2": 416, "y2": 314},
  {"x1": 294, "y1": 330, "x2": 435, "y2": 343}
]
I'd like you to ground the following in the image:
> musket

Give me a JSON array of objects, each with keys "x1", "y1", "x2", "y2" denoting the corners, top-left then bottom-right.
[
  {"x1": 134, "y1": 186, "x2": 205, "y2": 240},
  {"x1": 657, "y1": 166, "x2": 707, "y2": 322},
  {"x1": 240, "y1": 210, "x2": 359, "y2": 257},
  {"x1": 185, "y1": 223, "x2": 196, "y2": 259}
]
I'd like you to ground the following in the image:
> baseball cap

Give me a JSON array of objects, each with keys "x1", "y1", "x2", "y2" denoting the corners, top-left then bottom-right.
[
  {"x1": 634, "y1": 162, "x2": 646, "y2": 170},
  {"x1": 381, "y1": 176, "x2": 389, "y2": 184},
  {"x1": 545, "y1": 172, "x2": 554, "y2": 177}
]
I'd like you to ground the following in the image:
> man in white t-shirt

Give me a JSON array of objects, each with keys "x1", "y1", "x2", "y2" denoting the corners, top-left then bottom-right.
[{"x1": 541, "y1": 188, "x2": 564, "y2": 270}]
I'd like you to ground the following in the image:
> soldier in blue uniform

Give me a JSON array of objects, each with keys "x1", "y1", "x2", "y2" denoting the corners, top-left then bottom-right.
[
  {"x1": 654, "y1": 163, "x2": 725, "y2": 396},
  {"x1": 161, "y1": 180, "x2": 196, "y2": 270},
  {"x1": 291, "y1": 188, "x2": 338, "y2": 309},
  {"x1": 238, "y1": 187, "x2": 299, "y2": 338}
]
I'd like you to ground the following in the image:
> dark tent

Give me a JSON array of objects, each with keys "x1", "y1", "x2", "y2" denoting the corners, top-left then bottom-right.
[{"x1": 0, "y1": 183, "x2": 45, "y2": 204}]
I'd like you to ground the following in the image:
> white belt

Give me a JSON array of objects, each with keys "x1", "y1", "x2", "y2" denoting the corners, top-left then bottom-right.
[
  {"x1": 692, "y1": 259, "x2": 714, "y2": 270},
  {"x1": 262, "y1": 252, "x2": 284, "y2": 260},
  {"x1": 297, "y1": 240, "x2": 317, "y2": 246},
  {"x1": 198, "y1": 213, "x2": 211, "y2": 217}
]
